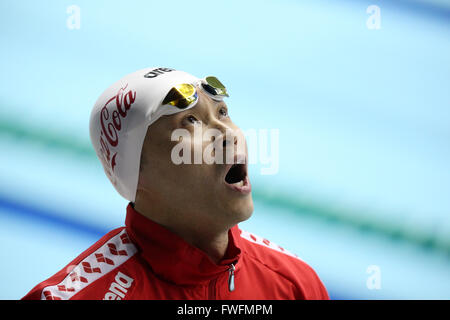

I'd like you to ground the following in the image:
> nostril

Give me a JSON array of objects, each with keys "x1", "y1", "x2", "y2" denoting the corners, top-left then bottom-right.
[
  {"x1": 223, "y1": 137, "x2": 233, "y2": 148},
  {"x1": 221, "y1": 133, "x2": 237, "y2": 147}
]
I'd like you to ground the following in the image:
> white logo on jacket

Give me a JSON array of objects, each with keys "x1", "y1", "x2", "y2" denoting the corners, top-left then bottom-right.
[{"x1": 103, "y1": 272, "x2": 134, "y2": 300}]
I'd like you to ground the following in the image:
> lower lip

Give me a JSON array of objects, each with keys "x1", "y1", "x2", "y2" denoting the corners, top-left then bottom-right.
[{"x1": 224, "y1": 175, "x2": 252, "y2": 195}]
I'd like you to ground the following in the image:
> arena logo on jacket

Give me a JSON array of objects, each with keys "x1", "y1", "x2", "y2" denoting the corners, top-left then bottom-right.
[{"x1": 103, "y1": 271, "x2": 134, "y2": 300}]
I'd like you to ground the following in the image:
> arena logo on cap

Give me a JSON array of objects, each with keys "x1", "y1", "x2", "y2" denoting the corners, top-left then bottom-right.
[
  {"x1": 143, "y1": 67, "x2": 175, "y2": 78},
  {"x1": 98, "y1": 84, "x2": 137, "y2": 179}
]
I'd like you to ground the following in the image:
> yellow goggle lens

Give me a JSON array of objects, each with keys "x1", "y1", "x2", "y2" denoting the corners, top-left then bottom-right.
[
  {"x1": 162, "y1": 83, "x2": 198, "y2": 109},
  {"x1": 204, "y1": 76, "x2": 229, "y2": 97}
]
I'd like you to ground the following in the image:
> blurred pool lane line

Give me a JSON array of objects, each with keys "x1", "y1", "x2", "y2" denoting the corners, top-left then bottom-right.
[
  {"x1": 0, "y1": 202, "x2": 107, "y2": 300},
  {"x1": 0, "y1": 119, "x2": 449, "y2": 256},
  {"x1": 0, "y1": 193, "x2": 108, "y2": 239}
]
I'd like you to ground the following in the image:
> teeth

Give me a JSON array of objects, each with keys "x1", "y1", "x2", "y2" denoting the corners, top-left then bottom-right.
[{"x1": 232, "y1": 180, "x2": 244, "y2": 187}]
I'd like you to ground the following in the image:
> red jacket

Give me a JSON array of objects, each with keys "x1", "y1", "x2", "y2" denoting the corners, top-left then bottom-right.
[{"x1": 22, "y1": 202, "x2": 329, "y2": 300}]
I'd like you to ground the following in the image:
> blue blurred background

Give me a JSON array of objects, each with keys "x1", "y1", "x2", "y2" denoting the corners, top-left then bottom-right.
[{"x1": 0, "y1": 0, "x2": 449, "y2": 299}]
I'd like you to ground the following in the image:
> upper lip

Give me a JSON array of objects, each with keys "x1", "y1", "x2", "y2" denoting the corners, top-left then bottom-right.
[{"x1": 222, "y1": 153, "x2": 248, "y2": 183}]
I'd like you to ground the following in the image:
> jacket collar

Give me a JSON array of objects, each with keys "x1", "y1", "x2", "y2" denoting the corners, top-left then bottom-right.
[{"x1": 124, "y1": 202, "x2": 242, "y2": 285}]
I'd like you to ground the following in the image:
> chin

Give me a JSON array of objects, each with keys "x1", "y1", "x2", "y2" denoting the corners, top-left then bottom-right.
[{"x1": 226, "y1": 195, "x2": 254, "y2": 224}]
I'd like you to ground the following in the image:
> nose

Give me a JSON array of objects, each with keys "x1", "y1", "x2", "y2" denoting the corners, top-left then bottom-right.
[
  {"x1": 209, "y1": 119, "x2": 237, "y2": 146},
  {"x1": 222, "y1": 134, "x2": 237, "y2": 148}
]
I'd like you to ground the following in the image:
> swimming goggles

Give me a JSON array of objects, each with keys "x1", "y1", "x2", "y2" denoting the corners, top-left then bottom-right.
[{"x1": 161, "y1": 76, "x2": 229, "y2": 109}]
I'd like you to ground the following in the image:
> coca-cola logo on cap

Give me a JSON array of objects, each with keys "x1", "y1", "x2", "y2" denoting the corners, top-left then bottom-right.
[{"x1": 98, "y1": 84, "x2": 137, "y2": 184}]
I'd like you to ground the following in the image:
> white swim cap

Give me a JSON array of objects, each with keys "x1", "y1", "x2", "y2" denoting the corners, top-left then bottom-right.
[{"x1": 89, "y1": 67, "x2": 201, "y2": 202}]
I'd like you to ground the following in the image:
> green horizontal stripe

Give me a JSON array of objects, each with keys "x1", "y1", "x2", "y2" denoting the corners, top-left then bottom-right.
[{"x1": 0, "y1": 117, "x2": 448, "y2": 254}]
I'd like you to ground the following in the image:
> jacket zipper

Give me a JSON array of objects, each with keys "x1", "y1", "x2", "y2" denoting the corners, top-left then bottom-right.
[
  {"x1": 208, "y1": 263, "x2": 236, "y2": 299},
  {"x1": 228, "y1": 263, "x2": 235, "y2": 292}
]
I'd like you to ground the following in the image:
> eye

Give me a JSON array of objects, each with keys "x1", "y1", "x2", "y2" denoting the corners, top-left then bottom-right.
[
  {"x1": 219, "y1": 107, "x2": 228, "y2": 118},
  {"x1": 184, "y1": 115, "x2": 201, "y2": 125}
]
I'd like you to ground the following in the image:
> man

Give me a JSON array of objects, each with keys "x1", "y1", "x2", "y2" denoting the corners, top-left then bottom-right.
[{"x1": 22, "y1": 67, "x2": 329, "y2": 300}]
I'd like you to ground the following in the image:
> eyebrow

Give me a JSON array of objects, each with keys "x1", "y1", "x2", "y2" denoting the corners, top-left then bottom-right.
[
  {"x1": 215, "y1": 101, "x2": 227, "y2": 109},
  {"x1": 170, "y1": 110, "x2": 189, "y2": 124}
]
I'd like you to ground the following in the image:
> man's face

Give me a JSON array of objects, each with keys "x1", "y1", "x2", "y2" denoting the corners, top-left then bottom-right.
[{"x1": 136, "y1": 85, "x2": 254, "y2": 228}]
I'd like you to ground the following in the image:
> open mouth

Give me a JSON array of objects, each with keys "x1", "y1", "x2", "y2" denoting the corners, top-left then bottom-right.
[
  {"x1": 225, "y1": 164, "x2": 247, "y2": 186},
  {"x1": 223, "y1": 156, "x2": 251, "y2": 194}
]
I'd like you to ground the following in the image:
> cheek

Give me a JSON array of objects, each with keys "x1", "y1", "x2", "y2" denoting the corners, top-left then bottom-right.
[
  {"x1": 141, "y1": 139, "x2": 178, "y2": 179},
  {"x1": 150, "y1": 130, "x2": 220, "y2": 184}
]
